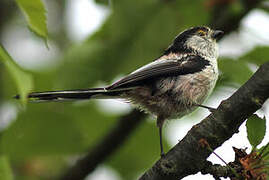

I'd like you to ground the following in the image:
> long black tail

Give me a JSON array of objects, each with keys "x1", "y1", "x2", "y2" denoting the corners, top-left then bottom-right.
[{"x1": 15, "y1": 88, "x2": 124, "y2": 102}]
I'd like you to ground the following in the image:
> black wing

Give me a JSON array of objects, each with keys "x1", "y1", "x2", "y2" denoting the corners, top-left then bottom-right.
[{"x1": 107, "y1": 55, "x2": 210, "y2": 90}]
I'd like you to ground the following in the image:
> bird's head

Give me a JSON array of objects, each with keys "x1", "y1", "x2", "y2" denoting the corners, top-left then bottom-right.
[{"x1": 164, "y1": 26, "x2": 223, "y2": 59}]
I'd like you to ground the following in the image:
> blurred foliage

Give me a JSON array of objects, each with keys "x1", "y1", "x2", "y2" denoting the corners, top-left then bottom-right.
[
  {"x1": 0, "y1": 0, "x2": 268, "y2": 179},
  {"x1": 0, "y1": 155, "x2": 13, "y2": 180},
  {"x1": 240, "y1": 46, "x2": 269, "y2": 66},
  {"x1": 218, "y1": 57, "x2": 253, "y2": 86},
  {"x1": 218, "y1": 46, "x2": 269, "y2": 87}
]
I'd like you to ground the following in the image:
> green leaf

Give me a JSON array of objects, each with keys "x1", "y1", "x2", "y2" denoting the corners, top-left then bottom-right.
[
  {"x1": 218, "y1": 58, "x2": 253, "y2": 85},
  {"x1": 0, "y1": 45, "x2": 33, "y2": 105},
  {"x1": 239, "y1": 46, "x2": 269, "y2": 66},
  {"x1": 218, "y1": 46, "x2": 269, "y2": 86},
  {"x1": 246, "y1": 114, "x2": 266, "y2": 149},
  {"x1": 0, "y1": 155, "x2": 13, "y2": 180},
  {"x1": 15, "y1": 0, "x2": 48, "y2": 46}
]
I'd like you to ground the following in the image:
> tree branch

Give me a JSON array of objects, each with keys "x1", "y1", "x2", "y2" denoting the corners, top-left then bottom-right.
[
  {"x1": 59, "y1": 110, "x2": 146, "y2": 180},
  {"x1": 200, "y1": 161, "x2": 234, "y2": 179},
  {"x1": 139, "y1": 62, "x2": 269, "y2": 180}
]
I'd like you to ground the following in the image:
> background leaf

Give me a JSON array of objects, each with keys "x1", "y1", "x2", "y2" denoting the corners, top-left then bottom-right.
[
  {"x1": 239, "y1": 46, "x2": 269, "y2": 66},
  {"x1": 15, "y1": 0, "x2": 48, "y2": 45},
  {"x1": 0, "y1": 45, "x2": 33, "y2": 105},
  {"x1": 246, "y1": 114, "x2": 266, "y2": 149},
  {"x1": 0, "y1": 155, "x2": 13, "y2": 180}
]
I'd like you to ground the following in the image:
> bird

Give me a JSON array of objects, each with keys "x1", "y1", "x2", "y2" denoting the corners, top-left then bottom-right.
[{"x1": 16, "y1": 26, "x2": 223, "y2": 157}]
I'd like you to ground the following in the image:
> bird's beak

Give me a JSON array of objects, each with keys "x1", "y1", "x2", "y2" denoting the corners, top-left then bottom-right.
[{"x1": 212, "y1": 30, "x2": 224, "y2": 40}]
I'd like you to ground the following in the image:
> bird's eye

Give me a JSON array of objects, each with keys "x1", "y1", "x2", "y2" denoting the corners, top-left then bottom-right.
[{"x1": 197, "y1": 30, "x2": 207, "y2": 36}]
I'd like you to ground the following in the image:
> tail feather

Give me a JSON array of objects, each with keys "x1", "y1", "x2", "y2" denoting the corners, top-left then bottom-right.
[{"x1": 16, "y1": 88, "x2": 124, "y2": 102}]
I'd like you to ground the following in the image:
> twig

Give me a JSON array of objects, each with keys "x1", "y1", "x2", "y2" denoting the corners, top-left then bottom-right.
[{"x1": 201, "y1": 161, "x2": 233, "y2": 179}]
